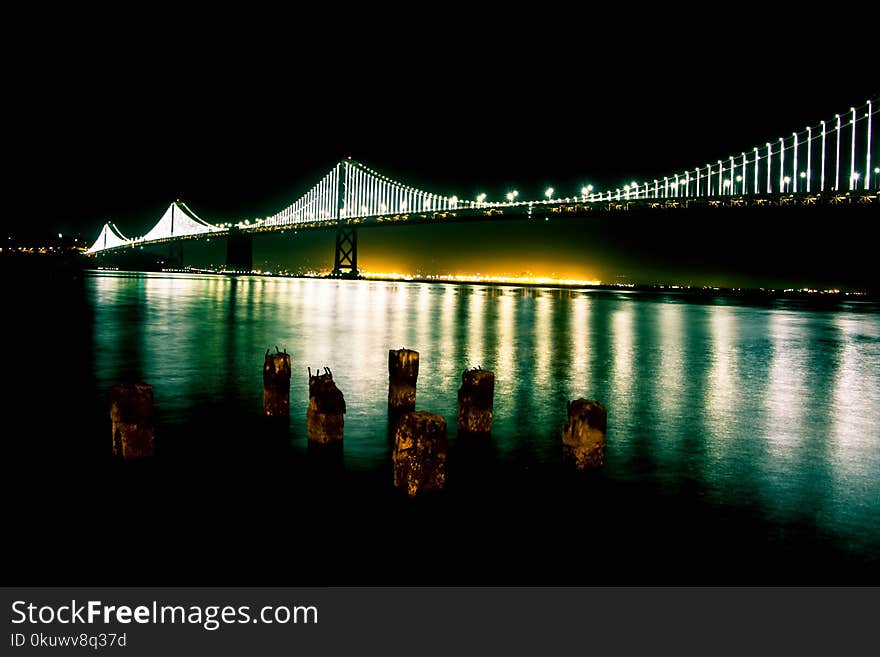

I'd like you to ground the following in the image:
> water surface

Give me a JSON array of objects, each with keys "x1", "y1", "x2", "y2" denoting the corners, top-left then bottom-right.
[{"x1": 87, "y1": 273, "x2": 880, "y2": 558}]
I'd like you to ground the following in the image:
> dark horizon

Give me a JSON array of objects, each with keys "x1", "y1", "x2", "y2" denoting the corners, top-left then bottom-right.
[{"x1": 8, "y1": 10, "x2": 878, "y2": 291}]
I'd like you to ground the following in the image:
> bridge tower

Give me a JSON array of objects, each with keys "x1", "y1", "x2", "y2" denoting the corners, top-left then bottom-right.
[
  {"x1": 332, "y1": 227, "x2": 358, "y2": 278},
  {"x1": 331, "y1": 160, "x2": 359, "y2": 278}
]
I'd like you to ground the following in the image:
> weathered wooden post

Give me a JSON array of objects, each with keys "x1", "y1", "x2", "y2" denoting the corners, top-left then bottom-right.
[
  {"x1": 109, "y1": 383, "x2": 155, "y2": 458},
  {"x1": 457, "y1": 367, "x2": 495, "y2": 433},
  {"x1": 263, "y1": 348, "x2": 291, "y2": 417},
  {"x1": 561, "y1": 399, "x2": 607, "y2": 470},
  {"x1": 307, "y1": 367, "x2": 346, "y2": 444},
  {"x1": 393, "y1": 411, "x2": 447, "y2": 497},
  {"x1": 388, "y1": 348, "x2": 419, "y2": 417}
]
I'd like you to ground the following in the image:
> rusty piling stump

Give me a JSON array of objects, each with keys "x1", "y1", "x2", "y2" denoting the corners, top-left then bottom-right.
[
  {"x1": 388, "y1": 348, "x2": 419, "y2": 417},
  {"x1": 263, "y1": 348, "x2": 291, "y2": 417},
  {"x1": 307, "y1": 367, "x2": 346, "y2": 444},
  {"x1": 109, "y1": 383, "x2": 155, "y2": 458},
  {"x1": 393, "y1": 411, "x2": 447, "y2": 497},
  {"x1": 561, "y1": 399, "x2": 606, "y2": 470},
  {"x1": 457, "y1": 367, "x2": 495, "y2": 433}
]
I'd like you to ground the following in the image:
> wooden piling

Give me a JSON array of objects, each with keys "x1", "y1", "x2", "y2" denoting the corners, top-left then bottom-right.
[
  {"x1": 109, "y1": 383, "x2": 155, "y2": 458},
  {"x1": 561, "y1": 399, "x2": 606, "y2": 470},
  {"x1": 457, "y1": 367, "x2": 495, "y2": 433},
  {"x1": 263, "y1": 349, "x2": 291, "y2": 417},
  {"x1": 393, "y1": 411, "x2": 447, "y2": 497},
  {"x1": 307, "y1": 367, "x2": 346, "y2": 444},
  {"x1": 388, "y1": 348, "x2": 419, "y2": 416}
]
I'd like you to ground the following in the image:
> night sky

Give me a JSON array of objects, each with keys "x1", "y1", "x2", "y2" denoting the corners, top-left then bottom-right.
[{"x1": 9, "y1": 9, "x2": 878, "y2": 288}]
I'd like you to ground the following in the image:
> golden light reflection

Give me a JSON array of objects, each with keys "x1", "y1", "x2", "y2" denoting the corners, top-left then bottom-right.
[
  {"x1": 415, "y1": 283, "x2": 433, "y2": 356},
  {"x1": 532, "y1": 292, "x2": 552, "y2": 403},
  {"x1": 828, "y1": 315, "x2": 880, "y2": 535},
  {"x1": 705, "y1": 306, "x2": 739, "y2": 437},
  {"x1": 657, "y1": 302, "x2": 684, "y2": 437},
  {"x1": 350, "y1": 280, "x2": 371, "y2": 384},
  {"x1": 467, "y1": 287, "x2": 486, "y2": 366},
  {"x1": 610, "y1": 305, "x2": 634, "y2": 405},
  {"x1": 495, "y1": 289, "x2": 515, "y2": 402},
  {"x1": 701, "y1": 306, "x2": 746, "y2": 489},
  {"x1": 765, "y1": 312, "x2": 807, "y2": 461},
  {"x1": 393, "y1": 282, "x2": 412, "y2": 345},
  {"x1": 437, "y1": 285, "x2": 458, "y2": 387},
  {"x1": 568, "y1": 294, "x2": 590, "y2": 395}
]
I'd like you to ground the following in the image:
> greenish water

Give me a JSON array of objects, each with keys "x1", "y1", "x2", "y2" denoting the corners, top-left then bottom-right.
[
  {"x1": 6, "y1": 267, "x2": 880, "y2": 583},
  {"x1": 87, "y1": 272, "x2": 880, "y2": 557}
]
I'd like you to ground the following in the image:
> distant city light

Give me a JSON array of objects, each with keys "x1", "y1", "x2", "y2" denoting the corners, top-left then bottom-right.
[{"x1": 545, "y1": 187, "x2": 554, "y2": 199}]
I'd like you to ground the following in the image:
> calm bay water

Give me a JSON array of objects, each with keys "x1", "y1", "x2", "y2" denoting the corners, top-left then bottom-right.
[
  {"x1": 8, "y1": 265, "x2": 880, "y2": 584},
  {"x1": 86, "y1": 272, "x2": 880, "y2": 558}
]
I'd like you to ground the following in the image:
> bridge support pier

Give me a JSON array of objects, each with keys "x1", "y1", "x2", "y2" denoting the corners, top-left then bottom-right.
[
  {"x1": 331, "y1": 227, "x2": 358, "y2": 278},
  {"x1": 167, "y1": 243, "x2": 184, "y2": 269},
  {"x1": 226, "y1": 228, "x2": 253, "y2": 273}
]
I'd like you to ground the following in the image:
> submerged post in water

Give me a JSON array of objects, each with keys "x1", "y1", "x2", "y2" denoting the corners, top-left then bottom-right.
[
  {"x1": 562, "y1": 399, "x2": 606, "y2": 470},
  {"x1": 393, "y1": 411, "x2": 447, "y2": 497},
  {"x1": 263, "y1": 348, "x2": 291, "y2": 417},
  {"x1": 457, "y1": 367, "x2": 495, "y2": 433},
  {"x1": 109, "y1": 382, "x2": 155, "y2": 458},
  {"x1": 307, "y1": 367, "x2": 346, "y2": 444},
  {"x1": 388, "y1": 348, "x2": 419, "y2": 417}
]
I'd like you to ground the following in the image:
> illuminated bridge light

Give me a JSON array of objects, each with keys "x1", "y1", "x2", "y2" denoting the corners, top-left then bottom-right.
[{"x1": 85, "y1": 97, "x2": 877, "y2": 255}]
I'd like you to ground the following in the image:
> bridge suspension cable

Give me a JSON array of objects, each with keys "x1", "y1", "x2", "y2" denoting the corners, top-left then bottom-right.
[
  {"x1": 263, "y1": 160, "x2": 461, "y2": 227},
  {"x1": 86, "y1": 221, "x2": 130, "y2": 253},
  {"x1": 85, "y1": 97, "x2": 877, "y2": 255},
  {"x1": 607, "y1": 97, "x2": 878, "y2": 201}
]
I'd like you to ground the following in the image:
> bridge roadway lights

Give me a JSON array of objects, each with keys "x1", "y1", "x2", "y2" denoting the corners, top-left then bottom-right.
[
  {"x1": 225, "y1": 228, "x2": 253, "y2": 273},
  {"x1": 331, "y1": 227, "x2": 358, "y2": 278}
]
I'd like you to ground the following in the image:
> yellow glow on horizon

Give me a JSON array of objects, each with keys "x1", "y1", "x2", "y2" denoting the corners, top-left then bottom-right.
[{"x1": 360, "y1": 271, "x2": 603, "y2": 287}]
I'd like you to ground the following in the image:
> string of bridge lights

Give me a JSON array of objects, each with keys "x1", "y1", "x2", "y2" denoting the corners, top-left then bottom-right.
[
  {"x1": 598, "y1": 98, "x2": 876, "y2": 202},
  {"x1": 86, "y1": 98, "x2": 877, "y2": 254}
]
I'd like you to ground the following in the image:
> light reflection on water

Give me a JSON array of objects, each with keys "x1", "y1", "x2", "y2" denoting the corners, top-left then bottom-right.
[{"x1": 90, "y1": 272, "x2": 880, "y2": 552}]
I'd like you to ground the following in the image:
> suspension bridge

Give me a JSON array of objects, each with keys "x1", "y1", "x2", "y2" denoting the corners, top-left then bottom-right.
[{"x1": 87, "y1": 98, "x2": 878, "y2": 277}]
